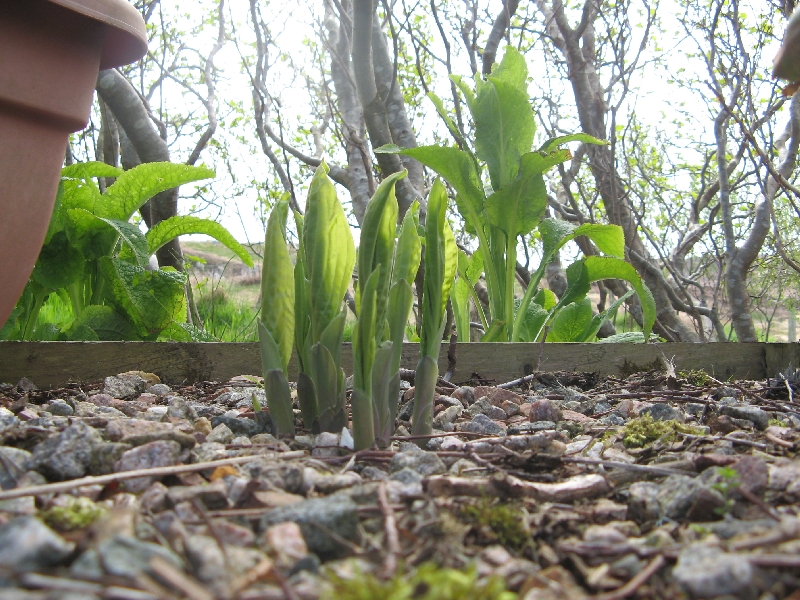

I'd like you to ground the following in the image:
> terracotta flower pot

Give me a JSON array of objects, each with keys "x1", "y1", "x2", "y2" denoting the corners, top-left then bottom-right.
[{"x1": 0, "y1": 0, "x2": 146, "y2": 329}]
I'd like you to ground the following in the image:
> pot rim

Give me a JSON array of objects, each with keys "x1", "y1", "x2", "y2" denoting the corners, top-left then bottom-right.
[{"x1": 45, "y1": 0, "x2": 147, "y2": 69}]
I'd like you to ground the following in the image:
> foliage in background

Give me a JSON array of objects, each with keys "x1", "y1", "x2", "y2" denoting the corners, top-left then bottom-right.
[
  {"x1": 1, "y1": 162, "x2": 253, "y2": 342},
  {"x1": 379, "y1": 47, "x2": 656, "y2": 343}
]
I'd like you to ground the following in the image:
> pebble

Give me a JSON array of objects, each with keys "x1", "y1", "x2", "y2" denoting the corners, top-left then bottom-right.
[
  {"x1": 206, "y1": 423, "x2": 235, "y2": 444},
  {"x1": 528, "y1": 398, "x2": 562, "y2": 422},
  {"x1": 167, "y1": 479, "x2": 229, "y2": 510},
  {"x1": 433, "y1": 405, "x2": 462, "y2": 428},
  {"x1": 464, "y1": 414, "x2": 507, "y2": 436},
  {"x1": 148, "y1": 383, "x2": 172, "y2": 396},
  {"x1": 95, "y1": 534, "x2": 183, "y2": 578},
  {"x1": 88, "y1": 442, "x2": 132, "y2": 476},
  {"x1": 102, "y1": 373, "x2": 146, "y2": 399},
  {"x1": 260, "y1": 496, "x2": 359, "y2": 558},
  {"x1": 263, "y1": 521, "x2": 309, "y2": 568},
  {"x1": 114, "y1": 440, "x2": 182, "y2": 493},
  {"x1": 450, "y1": 386, "x2": 475, "y2": 406},
  {"x1": 166, "y1": 396, "x2": 198, "y2": 422},
  {"x1": 640, "y1": 403, "x2": 684, "y2": 422},
  {"x1": 210, "y1": 414, "x2": 263, "y2": 437},
  {"x1": 43, "y1": 399, "x2": 73, "y2": 416},
  {"x1": 673, "y1": 544, "x2": 757, "y2": 599},
  {"x1": 0, "y1": 447, "x2": 31, "y2": 488},
  {"x1": 0, "y1": 516, "x2": 74, "y2": 570},
  {"x1": 719, "y1": 403, "x2": 770, "y2": 430},
  {"x1": 106, "y1": 419, "x2": 196, "y2": 448},
  {"x1": 31, "y1": 421, "x2": 103, "y2": 481},
  {"x1": 467, "y1": 397, "x2": 493, "y2": 418},
  {"x1": 389, "y1": 447, "x2": 446, "y2": 476}
]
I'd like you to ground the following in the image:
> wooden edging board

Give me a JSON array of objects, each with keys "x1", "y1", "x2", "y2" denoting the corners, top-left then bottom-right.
[{"x1": 0, "y1": 341, "x2": 798, "y2": 389}]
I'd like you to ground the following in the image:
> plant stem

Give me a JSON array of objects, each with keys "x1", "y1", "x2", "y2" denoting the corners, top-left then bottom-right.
[
  {"x1": 68, "y1": 283, "x2": 84, "y2": 318},
  {"x1": 22, "y1": 290, "x2": 48, "y2": 340},
  {"x1": 504, "y1": 231, "x2": 516, "y2": 341}
]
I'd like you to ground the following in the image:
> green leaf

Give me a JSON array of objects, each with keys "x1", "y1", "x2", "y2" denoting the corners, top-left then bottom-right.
[
  {"x1": 358, "y1": 171, "x2": 404, "y2": 333},
  {"x1": 65, "y1": 208, "x2": 122, "y2": 260},
  {"x1": 61, "y1": 305, "x2": 139, "y2": 341},
  {"x1": 549, "y1": 298, "x2": 594, "y2": 342},
  {"x1": 534, "y1": 288, "x2": 558, "y2": 310},
  {"x1": 303, "y1": 163, "x2": 356, "y2": 341},
  {"x1": 147, "y1": 216, "x2": 254, "y2": 267},
  {"x1": 514, "y1": 298, "x2": 549, "y2": 342},
  {"x1": 257, "y1": 320, "x2": 284, "y2": 373},
  {"x1": 159, "y1": 322, "x2": 217, "y2": 341},
  {"x1": 472, "y1": 47, "x2": 535, "y2": 190},
  {"x1": 411, "y1": 354, "x2": 438, "y2": 442},
  {"x1": 485, "y1": 153, "x2": 549, "y2": 237},
  {"x1": 61, "y1": 161, "x2": 123, "y2": 180},
  {"x1": 293, "y1": 211, "x2": 311, "y2": 372},
  {"x1": 102, "y1": 162, "x2": 215, "y2": 221},
  {"x1": 297, "y1": 372, "x2": 319, "y2": 433},
  {"x1": 99, "y1": 258, "x2": 187, "y2": 338},
  {"x1": 371, "y1": 341, "x2": 396, "y2": 448},
  {"x1": 580, "y1": 290, "x2": 635, "y2": 342},
  {"x1": 260, "y1": 201, "x2": 295, "y2": 371},
  {"x1": 450, "y1": 75, "x2": 476, "y2": 112},
  {"x1": 31, "y1": 231, "x2": 85, "y2": 292},
  {"x1": 387, "y1": 279, "x2": 413, "y2": 372},
  {"x1": 310, "y1": 342, "x2": 346, "y2": 432},
  {"x1": 392, "y1": 201, "x2": 422, "y2": 289},
  {"x1": 481, "y1": 319, "x2": 507, "y2": 342},
  {"x1": 539, "y1": 219, "x2": 625, "y2": 261},
  {"x1": 264, "y1": 369, "x2": 295, "y2": 435},
  {"x1": 538, "y1": 133, "x2": 607, "y2": 154},
  {"x1": 427, "y1": 91, "x2": 466, "y2": 147},
  {"x1": 353, "y1": 267, "x2": 381, "y2": 395},
  {"x1": 452, "y1": 278, "x2": 472, "y2": 342}
]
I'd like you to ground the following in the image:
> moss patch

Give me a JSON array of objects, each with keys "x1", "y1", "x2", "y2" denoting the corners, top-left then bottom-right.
[
  {"x1": 460, "y1": 498, "x2": 529, "y2": 552},
  {"x1": 622, "y1": 413, "x2": 704, "y2": 448},
  {"x1": 40, "y1": 496, "x2": 106, "y2": 531}
]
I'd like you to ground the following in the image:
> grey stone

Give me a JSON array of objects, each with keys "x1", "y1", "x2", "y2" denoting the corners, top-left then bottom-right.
[
  {"x1": 463, "y1": 414, "x2": 507, "y2": 436},
  {"x1": 190, "y1": 442, "x2": 229, "y2": 464},
  {"x1": 167, "y1": 480, "x2": 229, "y2": 510},
  {"x1": 599, "y1": 414, "x2": 626, "y2": 426},
  {"x1": 191, "y1": 403, "x2": 226, "y2": 419},
  {"x1": 149, "y1": 383, "x2": 172, "y2": 396},
  {"x1": 673, "y1": 545, "x2": 757, "y2": 599},
  {"x1": 44, "y1": 399, "x2": 73, "y2": 416},
  {"x1": 0, "y1": 447, "x2": 32, "y2": 489},
  {"x1": 0, "y1": 408, "x2": 20, "y2": 433},
  {"x1": 234, "y1": 389, "x2": 266, "y2": 409},
  {"x1": 641, "y1": 403, "x2": 684, "y2": 422},
  {"x1": 210, "y1": 414, "x2": 263, "y2": 437},
  {"x1": 230, "y1": 435, "x2": 252, "y2": 445},
  {"x1": 432, "y1": 405, "x2": 462, "y2": 428},
  {"x1": 185, "y1": 536, "x2": 266, "y2": 591},
  {"x1": 389, "y1": 448, "x2": 445, "y2": 476},
  {"x1": 713, "y1": 386, "x2": 739, "y2": 400},
  {"x1": 88, "y1": 442, "x2": 133, "y2": 476},
  {"x1": 31, "y1": 421, "x2": 102, "y2": 481},
  {"x1": 97, "y1": 534, "x2": 183, "y2": 578},
  {"x1": 206, "y1": 423, "x2": 235, "y2": 444},
  {"x1": 260, "y1": 496, "x2": 359, "y2": 557},
  {"x1": 508, "y1": 421, "x2": 556, "y2": 435},
  {"x1": 397, "y1": 400, "x2": 414, "y2": 421},
  {"x1": 627, "y1": 481, "x2": 661, "y2": 523},
  {"x1": 656, "y1": 474, "x2": 705, "y2": 520},
  {"x1": 467, "y1": 397, "x2": 492, "y2": 418},
  {"x1": 94, "y1": 405, "x2": 128, "y2": 418},
  {"x1": 528, "y1": 398, "x2": 562, "y2": 422},
  {"x1": 360, "y1": 466, "x2": 388, "y2": 481},
  {"x1": 389, "y1": 467, "x2": 423, "y2": 485},
  {"x1": 0, "y1": 517, "x2": 74, "y2": 570},
  {"x1": 114, "y1": 440, "x2": 182, "y2": 493},
  {"x1": 719, "y1": 404, "x2": 769, "y2": 430},
  {"x1": 166, "y1": 396, "x2": 198, "y2": 422},
  {"x1": 102, "y1": 373, "x2": 146, "y2": 399},
  {"x1": 685, "y1": 403, "x2": 707, "y2": 416},
  {"x1": 106, "y1": 419, "x2": 196, "y2": 448},
  {"x1": 450, "y1": 386, "x2": 475, "y2": 406},
  {"x1": 141, "y1": 482, "x2": 170, "y2": 513}
]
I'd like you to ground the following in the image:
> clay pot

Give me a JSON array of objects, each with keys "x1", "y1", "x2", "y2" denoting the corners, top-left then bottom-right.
[{"x1": 0, "y1": 0, "x2": 146, "y2": 329}]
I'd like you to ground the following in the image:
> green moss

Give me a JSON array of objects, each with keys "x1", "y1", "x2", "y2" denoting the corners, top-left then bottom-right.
[
  {"x1": 678, "y1": 369, "x2": 712, "y2": 387},
  {"x1": 460, "y1": 498, "x2": 529, "y2": 552},
  {"x1": 768, "y1": 417, "x2": 788, "y2": 427},
  {"x1": 328, "y1": 563, "x2": 516, "y2": 600},
  {"x1": 622, "y1": 413, "x2": 704, "y2": 448},
  {"x1": 40, "y1": 496, "x2": 106, "y2": 531}
]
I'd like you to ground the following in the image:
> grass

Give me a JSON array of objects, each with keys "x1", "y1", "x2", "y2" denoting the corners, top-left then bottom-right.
[{"x1": 194, "y1": 284, "x2": 259, "y2": 342}]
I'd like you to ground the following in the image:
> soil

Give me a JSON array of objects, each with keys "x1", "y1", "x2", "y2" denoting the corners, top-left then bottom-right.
[{"x1": 0, "y1": 365, "x2": 799, "y2": 599}]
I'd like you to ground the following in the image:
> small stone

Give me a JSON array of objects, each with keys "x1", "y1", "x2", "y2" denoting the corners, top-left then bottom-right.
[
  {"x1": 0, "y1": 447, "x2": 31, "y2": 489},
  {"x1": 641, "y1": 403, "x2": 684, "y2": 422},
  {"x1": 0, "y1": 408, "x2": 20, "y2": 433},
  {"x1": 260, "y1": 496, "x2": 359, "y2": 558},
  {"x1": 449, "y1": 458, "x2": 480, "y2": 476},
  {"x1": 473, "y1": 386, "x2": 523, "y2": 406},
  {"x1": 167, "y1": 480, "x2": 229, "y2": 510},
  {"x1": 340, "y1": 427, "x2": 354, "y2": 450},
  {"x1": 583, "y1": 524, "x2": 627, "y2": 545},
  {"x1": 106, "y1": 419, "x2": 196, "y2": 449},
  {"x1": 528, "y1": 398, "x2": 562, "y2": 422},
  {"x1": 501, "y1": 400, "x2": 520, "y2": 417},
  {"x1": 230, "y1": 436, "x2": 251, "y2": 445},
  {"x1": 210, "y1": 519, "x2": 255, "y2": 547},
  {"x1": 31, "y1": 421, "x2": 102, "y2": 481},
  {"x1": 102, "y1": 374, "x2": 145, "y2": 399},
  {"x1": 143, "y1": 406, "x2": 168, "y2": 421},
  {"x1": 141, "y1": 482, "x2": 169, "y2": 513},
  {"x1": 656, "y1": 474, "x2": 705, "y2": 520},
  {"x1": 464, "y1": 413, "x2": 507, "y2": 436},
  {"x1": 210, "y1": 414, "x2": 262, "y2": 437},
  {"x1": 194, "y1": 417, "x2": 213, "y2": 435},
  {"x1": 114, "y1": 440, "x2": 182, "y2": 493},
  {"x1": 508, "y1": 421, "x2": 556, "y2": 435},
  {"x1": 88, "y1": 443, "x2": 133, "y2": 476},
  {"x1": 467, "y1": 397, "x2": 493, "y2": 418},
  {"x1": 44, "y1": 399, "x2": 73, "y2": 416},
  {"x1": 360, "y1": 466, "x2": 388, "y2": 481},
  {"x1": 16, "y1": 408, "x2": 39, "y2": 421},
  {"x1": 450, "y1": 386, "x2": 475, "y2": 406},
  {"x1": 263, "y1": 521, "x2": 309, "y2": 568},
  {"x1": 0, "y1": 516, "x2": 74, "y2": 570},
  {"x1": 767, "y1": 459, "x2": 800, "y2": 499},
  {"x1": 713, "y1": 386, "x2": 739, "y2": 400},
  {"x1": 97, "y1": 534, "x2": 183, "y2": 578},
  {"x1": 433, "y1": 405, "x2": 462, "y2": 428},
  {"x1": 167, "y1": 396, "x2": 197, "y2": 422},
  {"x1": 148, "y1": 383, "x2": 172, "y2": 396},
  {"x1": 673, "y1": 545, "x2": 757, "y2": 599},
  {"x1": 389, "y1": 467, "x2": 423, "y2": 485},
  {"x1": 306, "y1": 471, "x2": 362, "y2": 494},
  {"x1": 627, "y1": 481, "x2": 661, "y2": 524},
  {"x1": 207, "y1": 423, "x2": 235, "y2": 444},
  {"x1": 389, "y1": 448, "x2": 446, "y2": 476},
  {"x1": 106, "y1": 399, "x2": 143, "y2": 417},
  {"x1": 719, "y1": 404, "x2": 769, "y2": 430},
  {"x1": 190, "y1": 442, "x2": 228, "y2": 464},
  {"x1": 15, "y1": 377, "x2": 37, "y2": 393}
]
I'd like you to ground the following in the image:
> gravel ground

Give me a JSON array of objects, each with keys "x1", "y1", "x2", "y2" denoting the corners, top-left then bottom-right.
[{"x1": 0, "y1": 366, "x2": 799, "y2": 599}]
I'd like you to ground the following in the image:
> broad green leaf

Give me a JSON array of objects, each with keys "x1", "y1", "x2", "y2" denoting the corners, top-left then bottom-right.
[
  {"x1": 264, "y1": 369, "x2": 295, "y2": 435},
  {"x1": 61, "y1": 161, "x2": 123, "y2": 180},
  {"x1": 379, "y1": 145, "x2": 485, "y2": 231},
  {"x1": 485, "y1": 154, "x2": 548, "y2": 237},
  {"x1": 350, "y1": 388, "x2": 373, "y2": 451},
  {"x1": 99, "y1": 258, "x2": 187, "y2": 338},
  {"x1": 392, "y1": 201, "x2": 422, "y2": 289},
  {"x1": 310, "y1": 342, "x2": 342, "y2": 430},
  {"x1": 44, "y1": 182, "x2": 66, "y2": 244},
  {"x1": 427, "y1": 91, "x2": 465, "y2": 146},
  {"x1": 147, "y1": 216, "x2": 254, "y2": 267},
  {"x1": 534, "y1": 288, "x2": 558, "y2": 310},
  {"x1": 293, "y1": 211, "x2": 311, "y2": 372},
  {"x1": 559, "y1": 260, "x2": 592, "y2": 307},
  {"x1": 539, "y1": 218, "x2": 625, "y2": 261},
  {"x1": 102, "y1": 162, "x2": 215, "y2": 221},
  {"x1": 371, "y1": 341, "x2": 396, "y2": 448},
  {"x1": 452, "y1": 278, "x2": 472, "y2": 342},
  {"x1": 62, "y1": 305, "x2": 138, "y2": 341},
  {"x1": 580, "y1": 290, "x2": 634, "y2": 342},
  {"x1": 515, "y1": 298, "x2": 549, "y2": 342},
  {"x1": 257, "y1": 320, "x2": 284, "y2": 373},
  {"x1": 353, "y1": 266, "x2": 381, "y2": 394},
  {"x1": 538, "y1": 133, "x2": 607, "y2": 153},
  {"x1": 539, "y1": 219, "x2": 577, "y2": 260},
  {"x1": 450, "y1": 75, "x2": 475, "y2": 112},
  {"x1": 472, "y1": 47, "x2": 535, "y2": 190},
  {"x1": 442, "y1": 220, "x2": 458, "y2": 326},
  {"x1": 31, "y1": 231, "x2": 85, "y2": 292},
  {"x1": 92, "y1": 216, "x2": 150, "y2": 267},
  {"x1": 319, "y1": 309, "x2": 346, "y2": 376},
  {"x1": 297, "y1": 372, "x2": 319, "y2": 433},
  {"x1": 421, "y1": 180, "x2": 453, "y2": 358},
  {"x1": 159, "y1": 321, "x2": 217, "y2": 342},
  {"x1": 411, "y1": 354, "x2": 438, "y2": 441},
  {"x1": 302, "y1": 163, "x2": 356, "y2": 341},
  {"x1": 549, "y1": 298, "x2": 594, "y2": 342},
  {"x1": 65, "y1": 208, "x2": 121, "y2": 260},
  {"x1": 481, "y1": 319, "x2": 507, "y2": 342},
  {"x1": 358, "y1": 171, "x2": 404, "y2": 333},
  {"x1": 387, "y1": 279, "x2": 413, "y2": 372},
  {"x1": 260, "y1": 201, "x2": 295, "y2": 371}
]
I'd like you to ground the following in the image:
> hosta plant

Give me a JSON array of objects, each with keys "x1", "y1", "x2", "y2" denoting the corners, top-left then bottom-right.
[
  {"x1": 1, "y1": 161, "x2": 252, "y2": 342},
  {"x1": 412, "y1": 180, "x2": 457, "y2": 442},
  {"x1": 352, "y1": 171, "x2": 421, "y2": 449},
  {"x1": 378, "y1": 46, "x2": 656, "y2": 342}
]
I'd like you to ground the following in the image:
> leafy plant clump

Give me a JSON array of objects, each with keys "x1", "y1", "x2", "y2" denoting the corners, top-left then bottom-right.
[
  {"x1": 460, "y1": 498, "x2": 529, "y2": 552},
  {"x1": 679, "y1": 369, "x2": 712, "y2": 387},
  {"x1": 40, "y1": 496, "x2": 106, "y2": 531},
  {"x1": 622, "y1": 413, "x2": 704, "y2": 448},
  {"x1": 1, "y1": 161, "x2": 252, "y2": 342},
  {"x1": 708, "y1": 466, "x2": 741, "y2": 516},
  {"x1": 328, "y1": 563, "x2": 515, "y2": 600}
]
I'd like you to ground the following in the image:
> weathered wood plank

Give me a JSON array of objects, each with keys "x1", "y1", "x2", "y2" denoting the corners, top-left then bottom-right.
[{"x1": 0, "y1": 341, "x2": 793, "y2": 389}]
